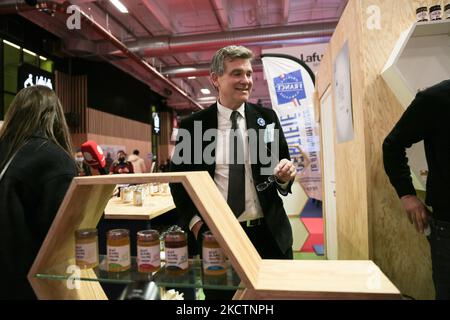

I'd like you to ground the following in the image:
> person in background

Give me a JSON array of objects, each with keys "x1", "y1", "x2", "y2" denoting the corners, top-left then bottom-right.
[
  {"x1": 105, "y1": 152, "x2": 113, "y2": 174},
  {"x1": 383, "y1": 79, "x2": 450, "y2": 300},
  {"x1": 109, "y1": 150, "x2": 134, "y2": 174},
  {"x1": 74, "y1": 148, "x2": 91, "y2": 176},
  {"x1": 0, "y1": 85, "x2": 77, "y2": 299},
  {"x1": 127, "y1": 149, "x2": 146, "y2": 173}
]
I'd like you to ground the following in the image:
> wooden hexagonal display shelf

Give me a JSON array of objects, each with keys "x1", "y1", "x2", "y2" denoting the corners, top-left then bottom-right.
[
  {"x1": 381, "y1": 20, "x2": 450, "y2": 192},
  {"x1": 28, "y1": 173, "x2": 400, "y2": 299}
]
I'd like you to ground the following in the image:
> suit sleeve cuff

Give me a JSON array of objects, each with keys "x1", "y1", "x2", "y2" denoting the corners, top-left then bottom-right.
[
  {"x1": 275, "y1": 179, "x2": 290, "y2": 190},
  {"x1": 275, "y1": 178, "x2": 293, "y2": 196},
  {"x1": 393, "y1": 180, "x2": 417, "y2": 198},
  {"x1": 188, "y1": 215, "x2": 202, "y2": 231}
]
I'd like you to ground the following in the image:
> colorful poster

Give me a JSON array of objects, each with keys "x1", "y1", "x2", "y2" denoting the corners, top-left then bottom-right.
[
  {"x1": 262, "y1": 54, "x2": 322, "y2": 200},
  {"x1": 262, "y1": 43, "x2": 327, "y2": 74}
]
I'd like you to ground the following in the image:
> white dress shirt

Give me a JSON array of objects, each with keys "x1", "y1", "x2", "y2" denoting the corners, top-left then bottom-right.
[
  {"x1": 189, "y1": 101, "x2": 289, "y2": 231},
  {"x1": 189, "y1": 102, "x2": 264, "y2": 230}
]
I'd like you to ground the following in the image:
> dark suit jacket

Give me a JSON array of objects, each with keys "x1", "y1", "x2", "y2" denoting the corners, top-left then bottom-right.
[{"x1": 170, "y1": 102, "x2": 293, "y2": 254}]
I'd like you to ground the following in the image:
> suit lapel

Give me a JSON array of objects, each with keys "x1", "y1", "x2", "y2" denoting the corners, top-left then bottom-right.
[
  {"x1": 245, "y1": 103, "x2": 265, "y2": 182},
  {"x1": 201, "y1": 103, "x2": 218, "y2": 177}
]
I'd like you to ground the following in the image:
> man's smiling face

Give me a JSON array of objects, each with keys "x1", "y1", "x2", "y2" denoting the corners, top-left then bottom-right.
[{"x1": 211, "y1": 58, "x2": 253, "y2": 110}]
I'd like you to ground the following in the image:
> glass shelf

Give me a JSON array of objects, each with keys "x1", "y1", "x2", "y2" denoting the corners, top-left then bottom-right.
[{"x1": 35, "y1": 256, "x2": 244, "y2": 291}]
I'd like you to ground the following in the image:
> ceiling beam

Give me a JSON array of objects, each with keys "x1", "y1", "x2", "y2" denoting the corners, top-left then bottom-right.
[
  {"x1": 161, "y1": 61, "x2": 264, "y2": 78},
  {"x1": 282, "y1": 0, "x2": 290, "y2": 24},
  {"x1": 209, "y1": 0, "x2": 228, "y2": 30},
  {"x1": 142, "y1": 0, "x2": 173, "y2": 33},
  {"x1": 105, "y1": 20, "x2": 337, "y2": 57}
]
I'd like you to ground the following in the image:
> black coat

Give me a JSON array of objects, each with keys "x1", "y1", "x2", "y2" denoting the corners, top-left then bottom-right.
[
  {"x1": 170, "y1": 102, "x2": 293, "y2": 255},
  {"x1": 383, "y1": 80, "x2": 450, "y2": 220},
  {"x1": 0, "y1": 135, "x2": 77, "y2": 299}
]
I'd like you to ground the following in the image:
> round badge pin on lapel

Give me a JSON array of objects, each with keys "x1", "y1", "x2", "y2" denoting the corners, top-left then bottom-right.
[{"x1": 257, "y1": 118, "x2": 266, "y2": 127}]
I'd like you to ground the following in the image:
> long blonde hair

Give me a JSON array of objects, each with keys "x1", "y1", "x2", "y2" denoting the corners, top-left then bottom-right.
[{"x1": 0, "y1": 85, "x2": 73, "y2": 167}]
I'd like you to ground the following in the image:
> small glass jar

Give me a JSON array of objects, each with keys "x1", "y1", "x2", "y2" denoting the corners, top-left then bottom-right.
[
  {"x1": 133, "y1": 187, "x2": 143, "y2": 206},
  {"x1": 164, "y1": 230, "x2": 188, "y2": 274},
  {"x1": 150, "y1": 183, "x2": 159, "y2": 194},
  {"x1": 445, "y1": 3, "x2": 450, "y2": 19},
  {"x1": 107, "y1": 229, "x2": 131, "y2": 272},
  {"x1": 160, "y1": 183, "x2": 169, "y2": 194},
  {"x1": 137, "y1": 230, "x2": 161, "y2": 273},
  {"x1": 75, "y1": 228, "x2": 99, "y2": 269},
  {"x1": 429, "y1": 5, "x2": 442, "y2": 20},
  {"x1": 202, "y1": 231, "x2": 226, "y2": 275},
  {"x1": 122, "y1": 187, "x2": 132, "y2": 203},
  {"x1": 416, "y1": 7, "x2": 429, "y2": 22}
]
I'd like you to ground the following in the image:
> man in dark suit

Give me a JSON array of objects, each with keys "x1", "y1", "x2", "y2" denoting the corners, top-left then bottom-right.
[{"x1": 170, "y1": 45, "x2": 296, "y2": 298}]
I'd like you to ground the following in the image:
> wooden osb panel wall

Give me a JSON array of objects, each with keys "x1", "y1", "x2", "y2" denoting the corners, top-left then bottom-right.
[
  {"x1": 319, "y1": 0, "x2": 371, "y2": 260},
  {"x1": 316, "y1": 0, "x2": 434, "y2": 299},
  {"x1": 359, "y1": 0, "x2": 434, "y2": 300}
]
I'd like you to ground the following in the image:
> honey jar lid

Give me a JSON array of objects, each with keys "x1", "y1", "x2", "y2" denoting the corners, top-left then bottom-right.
[
  {"x1": 429, "y1": 5, "x2": 442, "y2": 11},
  {"x1": 75, "y1": 228, "x2": 98, "y2": 238},
  {"x1": 416, "y1": 6, "x2": 428, "y2": 13},
  {"x1": 107, "y1": 228, "x2": 130, "y2": 239},
  {"x1": 164, "y1": 230, "x2": 186, "y2": 241},
  {"x1": 137, "y1": 229, "x2": 160, "y2": 241},
  {"x1": 202, "y1": 231, "x2": 217, "y2": 242}
]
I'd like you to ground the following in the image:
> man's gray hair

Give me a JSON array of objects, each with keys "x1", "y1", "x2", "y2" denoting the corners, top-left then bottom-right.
[{"x1": 210, "y1": 45, "x2": 254, "y2": 76}]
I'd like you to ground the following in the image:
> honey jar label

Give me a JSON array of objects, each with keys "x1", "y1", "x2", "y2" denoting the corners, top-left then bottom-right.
[
  {"x1": 202, "y1": 247, "x2": 226, "y2": 271},
  {"x1": 76, "y1": 242, "x2": 98, "y2": 265},
  {"x1": 134, "y1": 193, "x2": 142, "y2": 206},
  {"x1": 165, "y1": 246, "x2": 188, "y2": 270},
  {"x1": 137, "y1": 245, "x2": 160, "y2": 270},
  {"x1": 430, "y1": 9, "x2": 442, "y2": 20},
  {"x1": 107, "y1": 245, "x2": 131, "y2": 270}
]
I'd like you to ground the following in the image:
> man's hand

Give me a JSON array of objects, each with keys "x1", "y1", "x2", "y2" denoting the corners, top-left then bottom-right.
[
  {"x1": 274, "y1": 159, "x2": 296, "y2": 183},
  {"x1": 400, "y1": 195, "x2": 430, "y2": 233}
]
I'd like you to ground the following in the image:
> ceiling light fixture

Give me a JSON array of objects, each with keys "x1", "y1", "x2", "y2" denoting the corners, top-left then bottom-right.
[
  {"x1": 109, "y1": 0, "x2": 129, "y2": 13},
  {"x1": 3, "y1": 40, "x2": 21, "y2": 50},
  {"x1": 201, "y1": 88, "x2": 211, "y2": 95},
  {"x1": 23, "y1": 48, "x2": 37, "y2": 56},
  {"x1": 39, "y1": 56, "x2": 47, "y2": 61},
  {"x1": 188, "y1": 76, "x2": 197, "y2": 79}
]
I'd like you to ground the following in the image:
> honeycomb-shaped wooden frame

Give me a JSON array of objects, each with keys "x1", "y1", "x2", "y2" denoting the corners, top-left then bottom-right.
[{"x1": 28, "y1": 173, "x2": 400, "y2": 299}]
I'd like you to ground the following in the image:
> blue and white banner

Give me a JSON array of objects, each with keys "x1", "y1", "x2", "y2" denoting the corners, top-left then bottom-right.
[{"x1": 262, "y1": 54, "x2": 322, "y2": 200}]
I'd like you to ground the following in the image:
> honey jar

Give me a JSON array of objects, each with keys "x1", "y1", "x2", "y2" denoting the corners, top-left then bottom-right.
[
  {"x1": 430, "y1": 5, "x2": 442, "y2": 20},
  {"x1": 107, "y1": 229, "x2": 131, "y2": 272},
  {"x1": 416, "y1": 7, "x2": 429, "y2": 22},
  {"x1": 202, "y1": 231, "x2": 226, "y2": 275},
  {"x1": 133, "y1": 187, "x2": 143, "y2": 206},
  {"x1": 164, "y1": 230, "x2": 188, "y2": 274},
  {"x1": 137, "y1": 230, "x2": 161, "y2": 273},
  {"x1": 75, "y1": 228, "x2": 99, "y2": 269},
  {"x1": 122, "y1": 187, "x2": 132, "y2": 203}
]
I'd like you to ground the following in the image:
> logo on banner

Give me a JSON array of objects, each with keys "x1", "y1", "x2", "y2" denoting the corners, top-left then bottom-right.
[{"x1": 274, "y1": 70, "x2": 306, "y2": 105}]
